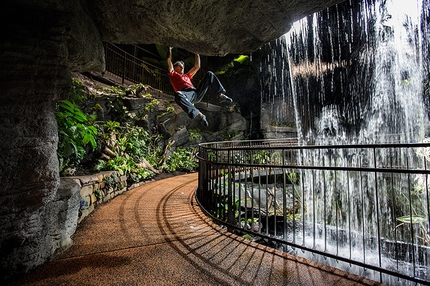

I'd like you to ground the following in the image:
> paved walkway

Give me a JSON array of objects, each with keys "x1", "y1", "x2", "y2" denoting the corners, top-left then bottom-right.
[{"x1": 9, "y1": 173, "x2": 380, "y2": 285}]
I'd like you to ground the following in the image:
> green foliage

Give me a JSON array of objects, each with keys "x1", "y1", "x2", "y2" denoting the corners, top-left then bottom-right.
[
  {"x1": 103, "y1": 121, "x2": 121, "y2": 133},
  {"x1": 125, "y1": 83, "x2": 145, "y2": 96},
  {"x1": 207, "y1": 151, "x2": 217, "y2": 161},
  {"x1": 270, "y1": 121, "x2": 295, "y2": 128},
  {"x1": 167, "y1": 106, "x2": 175, "y2": 113},
  {"x1": 103, "y1": 94, "x2": 132, "y2": 123},
  {"x1": 56, "y1": 99, "x2": 98, "y2": 174},
  {"x1": 164, "y1": 147, "x2": 198, "y2": 172},
  {"x1": 103, "y1": 172, "x2": 122, "y2": 189},
  {"x1": 286, "y1": 171, "x2": 299, "y2": 184},
  {"x1": 241, "y1": 233, "x2": 253, "y2": 241},
  {"x1": 95, "y1": 154, "x2": 135, "y2": 176},
  {"x1": 108, "y1": 85, "x2": 126, "y2": 95},
  {"x1": 214, "y1": 53, "x2": 261, "y2": 139},
  {"x1": 94, "y1": 152, "x2": 152, "y2": 184},
  {"x1": 397, "y1": 215, "x2": 427, "y2": 224},
  {"x1": 94, "y1": 189, "x2": 104, "y2": 200},
  {"x1": 223, "y1": 130, "x2": 241, "y2": 140},
  {"x1": 71, "y1": 78, "x2": 86, "y2": 101},
  {"x1": 165, "y1": 100, "x2": 175, "y2": 113},
  {"x1": 144, "y1": 99, "x2": 160, "y2": 113},
  {"x1": 234, "y1": 55, "x2": 249, "y2": 64},
  {"x1": 216, "y1": 55, "x2": 249, "y2": 75},
  {"x1": 188, "y1": 129, "x2": 202, "y2": 141},
  {"x1": 120, "y1": 126, "x2": 152, "y2": 160},
  {"x1": 94, "y1": 123, "x2": 164, "y2": 183},
  {"x1": 215, "y1": 55, "x2": 251, "y2": 78},
  {"x1": 252, "y1": 150, "x2": 269, "y2": 164}
]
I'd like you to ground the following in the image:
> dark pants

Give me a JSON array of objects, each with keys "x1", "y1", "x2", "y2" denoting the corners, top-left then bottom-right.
[{"x1": 174, "y1": 71, "x2": 226, "y2": 119}]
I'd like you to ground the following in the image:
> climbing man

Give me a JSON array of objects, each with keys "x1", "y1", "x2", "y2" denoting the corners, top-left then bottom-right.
[{"x1": 166, "y1": 47, "x2": 232, "y2": 127}]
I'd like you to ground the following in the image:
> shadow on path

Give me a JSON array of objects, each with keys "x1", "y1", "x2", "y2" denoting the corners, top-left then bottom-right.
[{"x1": 8, "y1": 173, "x2": 380, "y2": 286}]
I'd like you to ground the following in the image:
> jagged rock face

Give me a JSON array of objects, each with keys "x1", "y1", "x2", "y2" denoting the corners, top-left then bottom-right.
[{"x1": 86, "y1": 0, "x2": 345, "y2": 56}]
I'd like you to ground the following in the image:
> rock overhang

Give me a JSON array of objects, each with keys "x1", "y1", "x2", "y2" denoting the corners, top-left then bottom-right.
[{"x1": 85, "y1": 0, "x2": 346, "y2": 56}]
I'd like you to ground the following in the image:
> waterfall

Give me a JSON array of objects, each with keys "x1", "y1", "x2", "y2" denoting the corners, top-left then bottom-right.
[
  {"x1": 261, "y1": 0, "x2": 429, "y2": 145},
  {"x1": 259, "y1": 0, "x2": 430, "y2": 284}
]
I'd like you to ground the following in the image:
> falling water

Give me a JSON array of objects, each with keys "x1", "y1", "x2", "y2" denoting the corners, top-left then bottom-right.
[
  {"x1": 261, "y1": 0, "x2": 429, "y2": 145},
  {"x1": 259, "y1": 0, "x2": 430, "y2": 284}
]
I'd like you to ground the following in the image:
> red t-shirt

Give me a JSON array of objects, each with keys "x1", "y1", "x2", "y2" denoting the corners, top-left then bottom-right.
[{"x1": 168, "y1": 71, "x2": 195, "y2": 92}]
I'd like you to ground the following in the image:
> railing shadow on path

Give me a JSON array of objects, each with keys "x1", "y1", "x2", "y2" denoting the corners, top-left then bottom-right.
[{"x1": 6, "y1": 173, "x2": 378, "y2": 286}]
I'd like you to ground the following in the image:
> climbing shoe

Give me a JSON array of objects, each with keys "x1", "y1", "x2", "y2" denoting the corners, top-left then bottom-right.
[
  {"x1": 199, "y1": 114, "x2": 209, "y2": 127},
  {"x1": 219, "y1": 94, "x2": 233, "y2": 103}
]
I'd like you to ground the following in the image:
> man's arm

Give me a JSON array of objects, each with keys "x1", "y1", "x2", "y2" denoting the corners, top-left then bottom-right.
[
  {"x1": 188, "y1": 53, "x2": 200, "y2": 78},
  {"x1": 167, "y1": 47, "x2": 173, "y2": 73}
]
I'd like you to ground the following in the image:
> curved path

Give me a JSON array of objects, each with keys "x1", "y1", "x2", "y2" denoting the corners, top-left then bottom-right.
[{"x1": 9, "y1": 173, "x2": 379, "y2": 285}]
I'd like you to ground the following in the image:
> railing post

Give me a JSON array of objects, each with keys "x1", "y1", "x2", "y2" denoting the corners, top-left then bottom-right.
[
  {"x1": 132, "y1": 45, "x2": 137, "y2": 82},
  {"x1": 227, "y1": 148, "x2": 235, "y2": 228},
  {"x1": 121, "y1": 50, "x2": 126, "y2": 85}
]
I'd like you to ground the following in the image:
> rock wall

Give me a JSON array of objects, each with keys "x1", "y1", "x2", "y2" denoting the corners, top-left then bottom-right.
[
  {"x1": 0, "y1": 1, "x2": 100, "y2": 280},
  {"x1": 69, "y1": 171, "x2": 128, "y2": 224}
]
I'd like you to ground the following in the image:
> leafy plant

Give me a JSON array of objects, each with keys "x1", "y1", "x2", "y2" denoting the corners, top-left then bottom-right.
[
  {"x1": 104, "y1": 94, "x2": 130, "y2": 122},
  {"x1": 167, "y1": 106, "x2": 175, "y2": 113},
  {"x1": 94, "y1": 189, "x2": 104, "y2": 200},
  {"x1": 60, "y1": 75, "x2": 204, "y2": 186},
  {"x1": 395, "y1": 215, "x2": 429, "y2": 245},
  {"x1": 56, "y1": 99, "x2": 98, "y2": 174},
  {"x1": 164, "y1": 147, "x2": 198, "y2": 172},
  {"x1": 125, "y1": 83, "x2": 145, "y2": 96},
  {"x1": 104, "y1": 121, "x2": 121, "y2": 133},
  {"x1": 71, "y1": 78, "x2": 84, "y2": 98},
  {"x1": 241, "y1": 233, "x2": 253, "y2": 240},
  {"x1": 189, "y1": 129, "x2": 202, "y2": 141},
  {"x1": 108, "y1": 85, "x2": 126, "y2": 95},
  {"x1": 130, "y1": 168, "x2": 153, "y2": 183},
  {"x1": 223, "y1": 130, "x2": 241, "y2": 140},
  {"x1": 252, "y1": 150, "x2": 269, "y2": 164},
  {"x1": 144, "y1": 99, "x2": 160, "y2": 113},
  {"x1": 94, "y1": 123, "x2": 161, "y2": 184}
]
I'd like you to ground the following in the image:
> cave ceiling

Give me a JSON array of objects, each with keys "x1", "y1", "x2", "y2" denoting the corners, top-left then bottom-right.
[{"x1": 86, "y1": 0, "x2": 345, "y2": 55}]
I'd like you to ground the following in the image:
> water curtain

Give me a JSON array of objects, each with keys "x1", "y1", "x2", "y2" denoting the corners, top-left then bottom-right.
[
  {"x1": 259, "y1": 0, "x2": 430, "y2": 283},
  {"x1": 261, "y1": 0, "x2": 429, "y2": 145}
]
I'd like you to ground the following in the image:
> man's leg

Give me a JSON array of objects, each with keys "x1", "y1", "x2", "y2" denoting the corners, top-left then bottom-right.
[
  {"x1": 175, "y1": 91, "x2": 200, "y2": 118},
  {"x1": 194, "y1": 71, "x2": 227, "y2": 103},
  {"x1": 174, "y1": 91, "x2": 209, "y2": 126}
]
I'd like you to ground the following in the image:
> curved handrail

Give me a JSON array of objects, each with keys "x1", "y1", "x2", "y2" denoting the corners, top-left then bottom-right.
[{"x1": 196, "y1": 139, "x2": 430, "y2": 285}]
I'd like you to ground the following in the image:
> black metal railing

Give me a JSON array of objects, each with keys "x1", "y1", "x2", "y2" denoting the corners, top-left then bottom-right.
[
  {"x1": 103, "y1": 42, "x2": 173, "y2": 93},
  {"x1": 196, "y1": 139, "x2": 430, "y2": 285}
]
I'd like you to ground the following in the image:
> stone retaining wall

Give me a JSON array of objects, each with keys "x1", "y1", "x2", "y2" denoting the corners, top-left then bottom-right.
[{"x1": 67, "y1": 171, "x2": 128, "y2": 223}]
